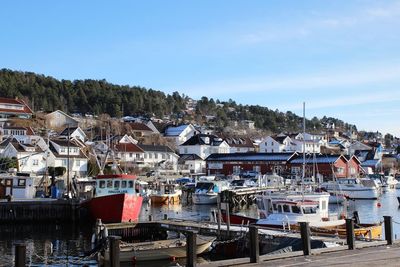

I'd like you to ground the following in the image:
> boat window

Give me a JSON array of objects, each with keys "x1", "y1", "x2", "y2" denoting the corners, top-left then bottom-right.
[
  {"x1": 128, "y1": 181, "x2": 134, "y2": 188},
  {"x1": 256, "y1": 199, "x2": 265, "y2": 210},
  {"x1": 121, "y1": 180, "x2": 127, "y2": 188},
  {"x1": 278, "y1": 205, "x2": 283, "y2": 213},
  {"x1": 292, "y1": 206, "x2": 301, "y2": 213},
  {"x1": 114, "y1": 180, "x2": 120, "y2": 189},
  {"x1": 303, "y1": 207, "x2": 317, "y2": 214},
  {"x1": 107, "y1": 180, "x2": 112, "y2": 188},
  {"x1": 272, "y1": 203, "x2": 277, "y2": 211},
  {"x1": 17, "y1": 179, "x2": 26, "y2": 187},
  {"x1": 283, "y1": 205, "x2": 290, "y2": 213},
  {"x1": 99, "y1": 180, "x2": 106, "y2": 189}
]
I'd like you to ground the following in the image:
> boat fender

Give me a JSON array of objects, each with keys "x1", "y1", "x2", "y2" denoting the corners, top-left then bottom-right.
[
  {"x1": 91, "y1": 233, "x2": 96, "y2": 244},
  {"x1": 102, "y1": 228, "x2": 108, "y2": 239},
  {"x1": 131, "y1": 256, "x2": 137, "y2": 263},
  {"x1": 340, "y1": 213, "x2": 346, "y2": 219},
  {"x1": 377, "y1": 202, "x2": 382, "y2": 207},
  {"x1": 170, "y1": 256, "x2": 176, "y2": 261}
]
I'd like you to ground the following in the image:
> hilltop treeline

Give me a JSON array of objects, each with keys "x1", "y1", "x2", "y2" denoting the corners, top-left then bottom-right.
[{"x1": 0, "y1": 68, "x2": 355, "y2": 133}]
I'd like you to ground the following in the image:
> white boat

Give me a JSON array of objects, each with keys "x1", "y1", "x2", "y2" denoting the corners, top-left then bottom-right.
[
  {"x1": 192, "y1": 180, "x2": 230, "y2": 205},
  {"x1": 149, "y1": 183, "x2": 182, "y2": 204},
  {"x1": 256, "y1": 191, "x2": 345, "y2": 228},
  {"x1": 382, "y1": 175, "x2": 398, "y2": 189},
  {"x1": 103, "y1": 235, "x2": 215, "y2": 262},
  {"x1": 321, "y1": 178, "x2": 381, "y2": 200}
]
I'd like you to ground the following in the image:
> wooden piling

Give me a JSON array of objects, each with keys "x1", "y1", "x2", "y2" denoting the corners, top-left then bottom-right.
[
  {"x1": 186, "y1": 231, "x2": 197, "y2": 267},
  {"x1": 384, "y1": 216, "x2": 393, "y2": 245},
  {"x1": 249, "y1": 225, "x2": 259, "y2": 263},
  {"x1": 346, "y1": 218, "x2": 355, "y2": 250},
  {"x1": 299, "y1": 222, "x2": 311, "y2": 256},
  {"x1": 109, "y1": 236, "x2": 121, "y2": 267},
  {"x1": 15, "y1": 243, "x2": 26, "y2": 267}
]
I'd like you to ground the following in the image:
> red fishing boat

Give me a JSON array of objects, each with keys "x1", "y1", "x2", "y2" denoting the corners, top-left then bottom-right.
[{"x1": 82, "y1": 174, "x2": 143, "y2": 223}]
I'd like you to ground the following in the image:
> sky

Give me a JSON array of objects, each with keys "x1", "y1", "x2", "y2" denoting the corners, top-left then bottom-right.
[{"x1": 1, "y1": 1, "x2": 400, "y2": 136}]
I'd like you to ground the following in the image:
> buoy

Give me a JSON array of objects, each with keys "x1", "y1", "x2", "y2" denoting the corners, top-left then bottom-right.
[{"x1": 377, "y1": 202, "x2": 382, "y2": 207}]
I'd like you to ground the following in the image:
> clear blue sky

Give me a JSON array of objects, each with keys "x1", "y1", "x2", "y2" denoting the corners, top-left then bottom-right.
[{"x1": 1, "y1": 1, "x2": 400, "y2": 136}]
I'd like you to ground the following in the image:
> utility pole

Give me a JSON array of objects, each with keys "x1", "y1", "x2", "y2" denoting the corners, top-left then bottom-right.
[{"x1": 67, "y1": 125, "x2": 70, "y2": 198}]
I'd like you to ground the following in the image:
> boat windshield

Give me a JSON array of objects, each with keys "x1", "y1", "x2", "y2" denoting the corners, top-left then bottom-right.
[
  {"x1": 196, "y1": 182, "x2": 214, "y2": 191},
  {"x1": 302, "y1": 206, "x2": 317, "y2": 214},
  {"x1": 292, "y1": 206, "x2": 301, "y2": 213}
]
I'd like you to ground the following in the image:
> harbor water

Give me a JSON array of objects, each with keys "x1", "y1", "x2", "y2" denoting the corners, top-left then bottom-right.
[{"x1": 1, "y1": 189, "x2": 400, "y2": 266}]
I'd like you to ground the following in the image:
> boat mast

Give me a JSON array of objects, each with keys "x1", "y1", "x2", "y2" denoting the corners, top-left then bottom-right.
[{"x1": 302, "y1": 102, "x2": 306, "y2": 193}]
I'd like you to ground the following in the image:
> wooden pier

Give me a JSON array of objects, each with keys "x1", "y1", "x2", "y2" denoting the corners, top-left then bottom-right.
[
  {"x1": 219, "y1": 187, "x2": 277, "y2": 209},
  {"x1": 0, "y1": 199, "x2": 81, "y2": 222}
]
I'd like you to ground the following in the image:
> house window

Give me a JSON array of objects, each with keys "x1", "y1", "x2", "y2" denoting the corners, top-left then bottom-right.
[
  {"x1": 336, "y1": 167, "x2": 345, "y2": 174},
  {"x1": 75, "y1": 160, "x2": 80, "y2": 166},
  {"x1": 233, "y1": 165, "x2": 241, "y2": 174},
  {"x1": 129, "y1": 153, "x2": 133, "y2": 158},
  {"x1": 136, "y1": 154, "x2": 140, "y2": 159},
  {"x1": 62, "y1": 159, "x2": 68, "y2": 166},
  {"x1": 61, "y1": 148, "x2": 66, "y2": 153},
  {"x1": 155, "y1": 153, "x2": 158, "y2": 159},
  {"x1": 162, "y1": 153, "x2": 166, "y2": 159},
  {"x1": 32, "y1": 159, "x2": 39, "y2": 166},
  {"x1": 184, "y1": 148, "x2": 188, "y2": 154}
]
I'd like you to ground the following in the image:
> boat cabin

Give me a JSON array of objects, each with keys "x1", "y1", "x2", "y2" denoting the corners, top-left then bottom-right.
[
  {"x1": 0, "y1": 173, "x2": 35, "y2": 199},
  {"x1": 94, "y1": 174, "x2": 137, "y2": 197}
]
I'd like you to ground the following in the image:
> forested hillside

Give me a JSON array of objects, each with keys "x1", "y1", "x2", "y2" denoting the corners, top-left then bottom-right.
[{"x1": 0, "y1": 69, "x2": 355, "y2": 133}]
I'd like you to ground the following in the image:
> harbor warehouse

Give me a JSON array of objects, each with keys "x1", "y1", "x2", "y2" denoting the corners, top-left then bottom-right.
[{"x1": 205, "y1": 152, "x2": 297, "y2": 176}]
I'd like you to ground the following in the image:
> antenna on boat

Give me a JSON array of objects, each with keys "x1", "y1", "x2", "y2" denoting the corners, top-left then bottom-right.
[{"x1": 302, "y1": 102, "x2": 306, "y2": 196}]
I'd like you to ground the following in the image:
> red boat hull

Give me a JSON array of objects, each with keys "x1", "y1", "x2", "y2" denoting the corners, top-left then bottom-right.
[
  {"x1": 83, "y1": 194, "x2": 143, "y2": 223},
  {"x1": 221, "y1": 211, "x2": 257, "y2": 225}
]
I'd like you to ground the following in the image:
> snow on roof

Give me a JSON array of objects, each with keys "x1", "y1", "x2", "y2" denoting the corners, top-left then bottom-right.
[{"x1": 165, "y1": 124, "x2": 190, "y2": 136}]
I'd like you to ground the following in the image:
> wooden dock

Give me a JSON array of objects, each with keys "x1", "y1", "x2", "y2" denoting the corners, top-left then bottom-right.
[
  {"x1": 201, "y1": 240, "x2": 393, "y2": 266},
  {"x1": 0, "y1": 198, "x2": 81, "y2": 222},
  {"x1": 219, "y1": 187, "x2": 278, "y2": 209}
]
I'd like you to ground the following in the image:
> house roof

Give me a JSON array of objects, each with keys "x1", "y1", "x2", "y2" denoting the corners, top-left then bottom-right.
[
  {"x1": 115, "y1": 143, "x2": 144, "y2": 153},
  {"x1": 272, "y1": 135, "x2": 288, "y2": 144},
  {"x1": 181, "y1": 134, "x2": 225, "y2": 146},
  {"x1": 2, "y1": 126, "x2": 35, "y2": 135},
  {"x1": 59, "y1": 126, "x2": 80, "y2": 136},
  {"x1": 8, "y1": 139, "x2": 44, "y2": 153},
  {"x1": 223, "y1": 137, "x2": 255, "y2": 148},
  {"x1": 138, "y1": 144, "x2": 175, "y2": 153},
  {"x1": 361, "y1": 159, "x2": 380, "y2": 167},
  {"x1": 165, "y1": 124, "x2": 191, "y2": 136},
  {"x1": 178, "y1": 154, "x2": 203, "y2": 163},
  {"x1": 206, "y1": 152, "x2": 297, "y2": 162},
  {"x1": 289, "y1": 154, "x2": 345, "y2": 164},
  {"x1": 49, "y1": 142, "x2": 87, "y2": 159},
  {"x1": 50, "y1": 139, "x2": 80, "y2": 147},
  {"x1": 127, "y1": 122, "x2": 153, "y2": 132},
  {"x1": 0, "y1": 97, "x2": 33, "y2": 115}
]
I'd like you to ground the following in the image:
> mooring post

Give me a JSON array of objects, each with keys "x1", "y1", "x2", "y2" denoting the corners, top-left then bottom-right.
[
  {"x1": 345, "y1": 218, "x2": 355, "y2": 250},
  {"x1": 384, "y1": 216, "x2": 393, "y2": 245},
  {"x1": 15, "y1": 243, "x2": 26, "y2": 267},
  {"x1": 186, "y1": 231, "x2": 197, "y2": 267},
  {"x1": 249, "y1": 225, "x2": 259, "y2": 263},
  {"x1": 225, "y1": 202, "x2": 230, "y2": 237},
  {"x1": 217, "y1": 195, "x2": 222, "y2": 238},
  {"x1": 299, "y1": 222, "x2": 311, "y2": 256},
  {"x1": 109, "y1": 236, "x2": 121, "y2": 267}
]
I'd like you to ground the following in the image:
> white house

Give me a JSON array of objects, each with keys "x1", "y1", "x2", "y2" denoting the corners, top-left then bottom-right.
[
  {"x1": 45, "y1": 110, "x2": 79, "y2": 129},
  {"x1": 59, "y1": 126, "x2": 87, "y2": 142},
  {"x1": 115, "y1": 142, "x2": 144, "y2": 164},
  {"x1": 138, "y1": 144, "x2": 179, "y2": 171},
  {"x1": 49, "y1": 139, "x2": 88, "y2": 177},
  {"x1": 259, "y1": 135, "x2": 296, "y2": 153},
  {"x1": 224, "y1": 137, "x2": 256, "y2": 153},
  {"x1": 178, "y1": 154, "x2": 205, "y2": 174},
  {"x1": 178, "y1": 134, "x2": 230, "y2": 160},
  {"x1": 1, "y1": 138, "x2": 47, "y2": 175},
  {"x1": 0, "y1": 97, "x2": 33, "y2": 119},
  {"x1": 0, "y1": 126, "x2": 35, "y2": 138},
  {"x1": 164, "y1": 124, "x2": 198, "y2": 146}
]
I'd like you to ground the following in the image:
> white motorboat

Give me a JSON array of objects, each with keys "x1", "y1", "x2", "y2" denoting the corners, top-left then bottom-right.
[
  {"x1": 192, "y1": 180, "x2": 230, "y2": 205},
  {"x1": 256, "y1": 191, "x2": 345, "y2": 228},
  {"x1": 382, "y1": 175, "x2": 398, "y2": 189},
  {"x1": 321, "y1": 178, "x2": 381, "y2": 200}
]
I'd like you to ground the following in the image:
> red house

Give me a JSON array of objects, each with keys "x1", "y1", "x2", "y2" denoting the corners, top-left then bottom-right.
[{"x1": 206, "y1": 152, "x2": 297, "y2": 176}]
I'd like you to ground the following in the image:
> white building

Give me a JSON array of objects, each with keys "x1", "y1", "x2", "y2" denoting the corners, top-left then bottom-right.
[
  {"x1": 164, "y1": 124, "x2": 198, "y2": 146},
  {"x1": 49, "y1": 139, "x2": 88, "y2": 177},
  {"x1": 259, "y1": 135, "x2": 296, "y2": 153},
  {"x1": 178, "y1": 134, "x2": 230, "y2": 160},
  {"x1": 138, "y1": 144, "x2": 179, "y2": 171}
]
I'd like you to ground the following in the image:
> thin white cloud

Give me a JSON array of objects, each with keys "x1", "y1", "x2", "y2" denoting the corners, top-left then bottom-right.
[{"x1": 185, "y1": 63, "x2": 400, "y2": 97}]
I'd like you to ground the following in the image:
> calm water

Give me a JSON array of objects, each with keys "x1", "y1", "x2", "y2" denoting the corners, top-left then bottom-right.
[{"x1": 1, "y1": 189, "x2": 400, "y2": 266}]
